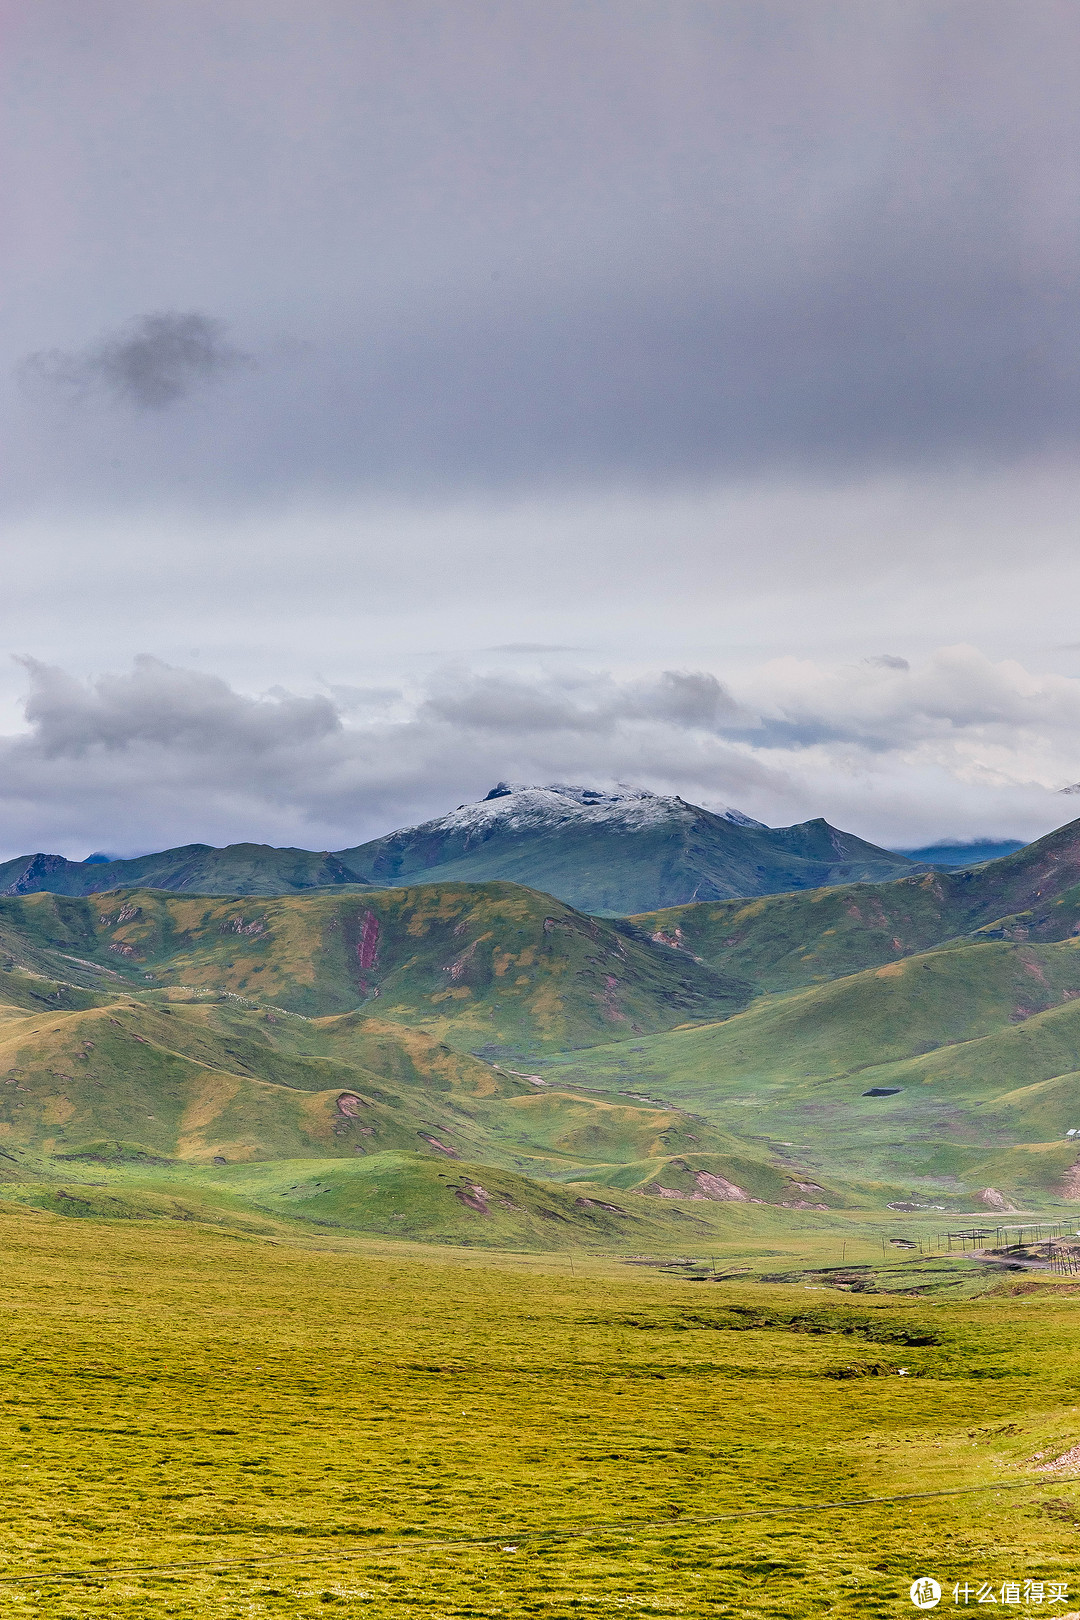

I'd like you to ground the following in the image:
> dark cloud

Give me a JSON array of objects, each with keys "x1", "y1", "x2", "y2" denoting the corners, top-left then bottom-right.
[
  {"x1": 19, "y1": 313, "x2": 253, "y2": 410},
  {"x1": 0, "y1": 658, "x2": 777, "y2": 856},
  {"x1": 2, "y1": 5, "x2": 1079, "y2": 862},
  {"x1": 866, "y1": 655, "x2": 910, "y2": 671}
]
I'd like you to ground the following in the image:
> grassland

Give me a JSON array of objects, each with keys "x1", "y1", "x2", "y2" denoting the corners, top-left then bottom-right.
[
  {"x1": 6, "y1": 875, "x2": 1080, "y2": 1212},
  {"x1": 2, "y1": 1206, "x2": 1080, "y2": 1619},
  {"x1": 545, "y1": 939, "x2": 1080, "y2": 1208},
  {"x1": 0, "y1": 881, "x2": 747, "y2": 1051},
  {"x1": 631, "y1": 812, "x2": 1080, "y2": 996}
]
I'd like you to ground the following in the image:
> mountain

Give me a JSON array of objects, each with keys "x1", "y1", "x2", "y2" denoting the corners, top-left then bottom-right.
[
  {"x1": 894, "y1": 839, "x2": 1024, "y2": 868},
  {"x1": 0, "y1": 843, "x2": 368, "y2": 899},
  {"x1": 334, "y1": 783, "x2": 924, "y2": 913},
  {"x1": 9, "y1": 813, "x2": 1080, "y2": 1229},
  {"x1": 0, "y1": 783, "x2": 924, "y2": 915},
  {"x1": 6, "y1": 815, "x2": 1080, "y2": 1223}
]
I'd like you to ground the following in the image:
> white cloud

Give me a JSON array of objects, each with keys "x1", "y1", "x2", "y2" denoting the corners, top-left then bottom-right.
[{"x1": 0, "y1": 647, "x2": 1075, "y2": 860}]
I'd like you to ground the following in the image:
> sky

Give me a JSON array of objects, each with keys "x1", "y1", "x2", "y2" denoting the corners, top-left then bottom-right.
[{"x1": 3, "y1": 0, "x2": 1080, "y2": 859}]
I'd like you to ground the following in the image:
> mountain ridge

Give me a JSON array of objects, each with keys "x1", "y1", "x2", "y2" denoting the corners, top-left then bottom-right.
[
  {"x1": 336, "y1": 783, "x2": 925, "y2": 912},
  {"x1": 0, "y1": 782, "x2": 925, "y2": 914}
]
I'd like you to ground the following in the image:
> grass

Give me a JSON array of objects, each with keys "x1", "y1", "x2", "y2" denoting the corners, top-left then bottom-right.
[
  {"x1": 543, "y1": 941, "x2": 1080, "y2": 1207},
  {"x1": 11, "y1": 832, "x2": 1080, "y2": 1611},
  {"x1": 1, "y1": 1207, "x2": 1080, "y2": 1618},
  {"x1": 0, "y1": 882, "x2": 746, "y2": 1051},
  {"x1": 630, "y1": 812, "x2": 1080, "y2": 996},
  {"x1": 0, "y1": 1150, "x2": 976, "y2": 1257}
]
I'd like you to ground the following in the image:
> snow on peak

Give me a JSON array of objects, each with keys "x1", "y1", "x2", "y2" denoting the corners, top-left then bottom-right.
[{"x1": 431, "y1": 783, "x2": 765, "y2": 834}]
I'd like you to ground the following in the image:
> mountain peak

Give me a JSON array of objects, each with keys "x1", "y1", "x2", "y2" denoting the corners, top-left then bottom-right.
[{"x1": 471, "y1": 782, "x2": 766, "y2": 829}]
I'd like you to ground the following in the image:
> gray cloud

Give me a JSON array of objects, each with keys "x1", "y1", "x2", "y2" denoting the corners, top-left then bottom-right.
[
  {"x1": 3, "y1": 5, "x2": 1080, "y2": 863},
  {"x1": 5, "y1": 2, "x2": 1080, "y2": 505},
  {"x1": 420, "y1": 668, "x2": 743, "y2": 736},
  {"x1": 0, "y1": 658, "x2": 781, "y2": 857},
  {"x1": 866, "y1": 655, "x2": 910, "y2": 671},
  {"x1": 19, "y1": 313, "x2": 253, "y2": 410},
  {"x1": 17, "y1": 656, "x2": 338, "y2": 756},
  {"x1": 0, "y1": 651, "x2": 1073, "y2": 862}
]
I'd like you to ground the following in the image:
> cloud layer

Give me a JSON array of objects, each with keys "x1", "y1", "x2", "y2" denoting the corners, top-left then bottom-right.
[
  {"x1": 6, "y1": 2, "x2": 1080, "y2": 504},
  {"x1": 0, "y1": 649, "x2": 1075, "y2": 861},
  {"x1": 3, "y1": 4, "x2": 1078, "y2": 857}
]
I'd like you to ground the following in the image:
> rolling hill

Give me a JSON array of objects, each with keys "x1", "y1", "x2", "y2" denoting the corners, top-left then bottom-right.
[
  {"x1": 630, "y1": 810, "x2": 1080, "y2": 995},
  {"x1": 3, "y1": 814, "x2": 1080, "y2": 1232},
  {"x1": 0, "y1": 782, "x2": 923, "y2": 913},
  {"x1": 0, "y1": 880, "x2": 749, "y2": 1052},
  {"x1": 0, "y1": 960, "x2": 848, "y2": 1247},
  {"x1": 546, "y1": 933, "x2": 1080, "y2": 1209}
]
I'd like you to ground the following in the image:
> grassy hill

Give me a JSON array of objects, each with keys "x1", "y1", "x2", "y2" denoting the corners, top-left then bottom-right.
[
  {"x1": 0, "y1": 965, "x2": 832, "y2": 1220},
  {"x1": 6, "y1": 823, "x2": 1080, "y2": 1228},
  {"x1": 0, "y1": 937, "x2": 869, "y2": 1240},
  {"x1": 631, "y1": 811, "x2": 1080, "y2": 995},
  {"x1": 0, "y1": 881, "x2": 748, "y2": 1052},
  {"x1": 547, "y1": 936, "x2": 1080, "y2": 1207}
]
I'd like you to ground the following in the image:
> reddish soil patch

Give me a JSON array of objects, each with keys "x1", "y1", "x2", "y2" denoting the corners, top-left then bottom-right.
[
  {"x1": 357, "y1": 911, "x2": 380, "y2": 972},
  {"x1": 419, "y1": 1132, "x2": 459, "y2": 1158},
  {"x1": 454, "y1": 1183, "x2": 491, "y2": 1214}
]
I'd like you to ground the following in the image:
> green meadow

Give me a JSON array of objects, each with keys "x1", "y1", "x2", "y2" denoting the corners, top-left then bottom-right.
[{"x1": 3, "y1": 1206, "x2": 1080, "y2": 1620}]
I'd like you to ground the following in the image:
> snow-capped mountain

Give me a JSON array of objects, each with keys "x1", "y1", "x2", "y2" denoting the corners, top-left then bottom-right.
[
  {"x1": 433, "y1": 782, "x2": 767, "y2": 836},
  {"x1": 335, "y1": 783, "x2": 922, "y2": 915}
]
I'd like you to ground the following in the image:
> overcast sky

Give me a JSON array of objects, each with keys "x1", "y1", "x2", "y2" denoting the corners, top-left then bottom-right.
[{"x1": 3, "y1": 0, "x2": 1080, "y2": 859}]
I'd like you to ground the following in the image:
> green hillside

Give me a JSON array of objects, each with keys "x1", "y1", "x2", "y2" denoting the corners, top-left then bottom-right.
[
  {"x1": 0, "y1": 969, "x2": 829, "y2": 1216},
  {"x1": 547, "y1": 937, "x2": 1080, "y2": 1207},
  {"x1": 4, "y1": 1150, "x2": 769, "y2": 1251},
  {"x1": 7, "y1": 824, "x2": 1080, "y2": 1229},
  {"x1": 0, "y1": 881, "x2": 747, "y2": 1052},
  {"x1": 631, "y1": 811, "x2": 1080, "y2": 994}
]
